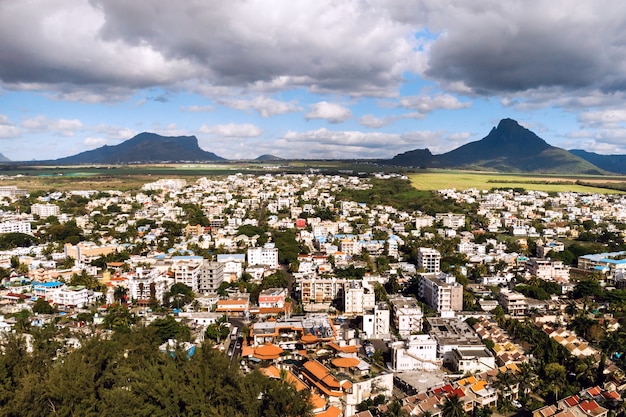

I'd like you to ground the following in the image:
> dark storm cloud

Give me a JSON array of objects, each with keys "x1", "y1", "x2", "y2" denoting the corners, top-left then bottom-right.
[
  {"x1": 412, "y1": 1, "x2": 626, "y2": 95},
  {"x1": 0, "y1": 0, "x2": 418, "y2": 98}
]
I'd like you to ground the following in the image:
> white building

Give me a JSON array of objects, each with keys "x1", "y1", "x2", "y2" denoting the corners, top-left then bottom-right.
[
  {"x1": 525, "y1": 257, "x2": 569, "y2": 282},
  {"x1": 343, "y1": 280, "x2": 376, "y2": 315},
  {"x1": 216, "y1": 253, "x2": 245, "y2": 282},
  {"x1": 391, "y1": 334, "x2": 440, "y2": 371},
  {"x1": 31, "y1": 203, "x2": 60, "y2": 217},
  {"x1": 298, "y1": 277, "x2": 347, "y2": 304},
  {"x1": 436, "y1": 213, "x2": 466, "y2": 230},
  {"x1": 389, "y1": 295, "x2": 423, "y2": 336},
  {"x1": 172, "y1": 257, "x2": 203, "y2": 291},
  {"x1": 50, "y1": 285, "x2": 100, "y2": 308},
  {"x1": 418, "y1": 247, "x2": 441, "y2": 273},
  {"x1": 247, "y1": 244, "x2": 279, "y2": 269},
  {"x1": 127, "y1": 267, "x2": 172, "y2": 304},
  {"x1": 420, "y1": 273, "x2": 463, "y2": 313},
  {"x1": 450, "y1": 347, "x2": 496, "y2": 374},
  {"x1": 363, "y1": 302, "x2": 390, "y2": 339},
  {"x1": 0, "y1": 221, "x2": 32, "y2": 235}
]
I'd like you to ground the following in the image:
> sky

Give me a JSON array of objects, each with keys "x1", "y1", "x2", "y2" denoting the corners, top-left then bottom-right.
[{"x1": 2, "y1": 1, "x2": 626, "y2": 161}]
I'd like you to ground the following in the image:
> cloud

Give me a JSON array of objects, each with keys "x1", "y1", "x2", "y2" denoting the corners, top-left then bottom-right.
[
  {"x1": 21, "y1": 115, "x2": 83, "y2": 137},
  {"x1": 271, "y1": 128, "x2": 461, "y2": 159},
  {"x1": 218, "y1": 96, "x2": 303, "y2": 117},
  {"x1": 181, "y1": 105, "x2": 214, "y2": 113},
  {"x1": 578, "y1": 109, "x2": 626, "y2": 129},
  {"x1": 199, "y1": 123, "x2": 263, "y2": 137},
  {"x1": 391, "y1": 1, "x2": 626, "y2": 97},
  {"x1": 305, "y1": 102, "x2": 352, "y2": 123},
  {"x1": 0, "y1": 115, "x2": 20, "y2": 138},
  {"x1": 0, "y1": 1, "x2": 419, "y2": 98},
  {"x1": 398, "y1": 94, "x2": 470, "y2": 112},
  {"x1": 83, "y1": 137, "x2": 109, "y2": 147}
]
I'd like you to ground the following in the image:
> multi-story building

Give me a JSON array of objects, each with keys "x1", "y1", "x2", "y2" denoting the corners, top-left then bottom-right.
[
  {"x1": 425, "y1": 317, "x2": 483, "y2": 365},
  {"x1": 216, "y1": 253, "x2": 245, "y2": 282},
  {"x1": 247, "y1": 244, "x2": 279, "y2": 269},
  {"x1": 258, "y1": 288, "x2": 287, "y2": 309},
  {"x1": 363, "y1": 302, "x2": 390, "y2": 339},
  {"x1": 391, "y1": 334, "x2": 439, "y2": 371},
  {"x1": 418, "y1": 247, "x2": 441, "y2": 273},
  {"x1": 126, "y1": 267, "x2": 172, "y2": 305},
  {"x1": 420, "y1": 273, "x2": 463, "y2": 313},
  {"x1": 63, "y1": 242, "x2": 117, "y2": 262},
  {"x1": 298, "y1": 277, "x2": 347, "y2": 304},
  {"x1": 31, "y1": 203, "x2": 60, "y2": 217},
  {"x1": 171, "y1": 256, "x2": 203, "y2": 290},
  {"x1": 0, "y1": 221, "x2": 32, "y2": 235},
  {"x1": 50, "y1": 285, "x2": 101, "y2": 308},
  {"x1": 498, "y1": 289, "x2": 528, "y2": 317},
  {"x1": 525, "y1": 257, "x2": 569, "y2": 282},
  {"x1": 450, "y1": 347, "x2": 496, "y2": 374},
  {"x1": 389, "y1": 295, "x2": 423, "y2": 336},
  {"x1": 436, "y1": 213, "x2": 466, "y2": 229},
  {"x1": 198, "y1": 260, "x2": 224, "y2": 294},
  {"x1": 343, "y1": 279, "x2": 375, "y2": 315}
]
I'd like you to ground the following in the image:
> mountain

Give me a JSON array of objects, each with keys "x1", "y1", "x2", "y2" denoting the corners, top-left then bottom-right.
[
  {"x1": 255, "y1": 154, "x2": 284, "y2": 161},
  {"x1": 569, "y1": 149, "x2": 626, "y2": 174},
  {"x1": 387, "y1": 119, "x2": 605, "y2": 174},
  {"x1": 53, "y1": 133, "x2": 224, "y2": 164},
  {"x1": 388, "y1": 148, "x2": 435, "y2": 167},
  {"x1": 0, "y1": 153, "x2": 10, "y2": 162}
]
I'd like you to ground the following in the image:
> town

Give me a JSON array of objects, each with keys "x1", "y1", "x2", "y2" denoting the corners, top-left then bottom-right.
[{"x1": 0, "y1": 173, "x2": 626, "y2": 417}]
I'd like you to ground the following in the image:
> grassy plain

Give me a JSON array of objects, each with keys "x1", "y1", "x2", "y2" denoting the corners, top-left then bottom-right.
[{"x1": 408, "y1": 170, "x2": 626, "y2": 194}]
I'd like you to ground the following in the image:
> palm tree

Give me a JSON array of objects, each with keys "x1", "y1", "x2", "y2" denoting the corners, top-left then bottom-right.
[
  {"x1": 386, "y1": 399, "x2": 408, "y2": 417},
  {"x1": 442, "y1": 394, "x2": 466, "y2": 417},
  {"x1": 517, "y1": 361, "x2": 537, "y2": 403},
  {"x1": 494, "y1": 370, "x2": 516, "y2": 411}
]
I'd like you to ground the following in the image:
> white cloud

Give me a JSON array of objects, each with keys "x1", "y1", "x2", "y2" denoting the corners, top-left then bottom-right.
[
  {"x1": 21, "y1": 115, "x2": 82, "y2": 136},
  {"x1": 0, "y1": 114, "x2": 20, "y2": 138},
  {"x1": 83, "y1": 137, "x2": 108, "y2": 147},
  {"x1": 219, "y1": 96, "x2": 303, "y2": 117},
  {"x1": 398, "y1": 94, "x2": 470, "y2": 112},
  {"x1": 579, "y1": 109, "x2": 626, "y2": 129},
  {"x1": 181, "y1": 105, "x2": 214, "y2": 113},
  {"x1": 305, "y1": 102, "x2": 352, "y2": 124},
  {"x1": 199, "y1": 123, "x2": 262, "y2": 138}
]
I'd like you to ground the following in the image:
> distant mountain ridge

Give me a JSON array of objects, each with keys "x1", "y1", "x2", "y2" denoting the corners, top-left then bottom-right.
[
  {"x1": 387, "y1": 119, "x2": 605, "y2": 174},
  {"x1": 53, "y1": 132, "x2": 224, "y2": 164},
  {"x1": 569, "y1": 149, "x2": 626, "y2": 174},
  {"x1": 0, "y1": 153, "x2": 10, "y2": 162},
  {"x1": 255, "y1": 154, "x2": 284, "y2": 161}
]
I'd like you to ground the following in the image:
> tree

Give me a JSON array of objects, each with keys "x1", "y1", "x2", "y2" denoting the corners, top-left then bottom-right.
[
  {"x1": 385, "y1": 399, "x2": 408, "y2": 417},
  {"x1": 442, "y1": 394, "x2": 466, "y2": 417},
  {"x1": 544, "y1": 362, "x2": 567, "y2": 401},
  {"x1": 494, "y1": 370, "x2": 516, "y2": 411},
  {"x1": 164, "y1": 283, "x2": 194, "y2": 309},
  {"x1": 149, "y1": 316, "x2": 191, "y2": 344},
  {"x1": 32, "y1": 298, "x2": 55, "y2": 315},
  {"x1": 113, "y1": 286, "x2": 128, "y2": 304}
]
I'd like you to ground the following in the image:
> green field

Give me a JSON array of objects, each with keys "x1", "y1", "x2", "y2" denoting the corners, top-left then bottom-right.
[{"x1": 408, "y1": 170, "x2": 626, "y2": 194}]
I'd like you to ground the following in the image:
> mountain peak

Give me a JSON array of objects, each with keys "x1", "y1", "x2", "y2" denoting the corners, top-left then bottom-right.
[
  {"x1": 386, "y1": 117, "x2": 604, "y2": 174},
  {"x1": 53, "y1": 132, "x2": 225, "y2": 164}
]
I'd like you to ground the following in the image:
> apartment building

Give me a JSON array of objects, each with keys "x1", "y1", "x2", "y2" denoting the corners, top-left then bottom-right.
[
  {"x1": 247, "y1": 244, "x2": 279, "y2": 269},
  {"x1": 31, "y1": 203, "x2": 60, "y2": 217},
  {"x1": 525, "y1": 257, "x2": 569, "y2": 282},
  {"x1": 198, "y1": 260, "x2": 224, "y2": 294},
  {"x1": 417, "y1": 247, "x2": 441, "y2": 273},
  {"x1": 298, "y1": 277, "x2": 347, "y2": 304},
  {"x1": 420, "y1": 273, "x2": 463, "y2": 313},
  {"x1": 343, "y1": 279, "x2": 375, "y2": 315},
  {"x1": 389, "y1": 295, "x2": 423, "y2": 336},
  {"x1": 363, "y1": 302, "x2": 390, "y2": 339}
]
